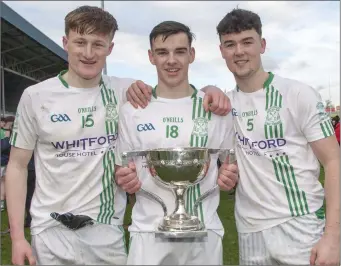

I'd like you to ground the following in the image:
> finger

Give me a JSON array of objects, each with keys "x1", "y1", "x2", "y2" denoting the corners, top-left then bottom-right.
[
  {"x1": 132, "y1": 83, "x2": 148, "y2": 107},
  {"x1": 136, "y1": 80, "x2": 151, "y2": 104},
  {"x1": 128, "y1": 162, "x2": 136, "y2": 171},
  {"x1": 13, "y1": 256, "x2": 24, "y2": 266},
  {"x1": 115, "y1": 169, "x2": 135, "y2": 186},
  {"x1": 146, "y1": 85, "x2": 153, "y2": 101},
  {"x1": 127, "y1": 92, "x2": 138, "y2": 109},
  {"x1": 136, "y1": 80, "x2": 152, "y2": 102},
  {"x1": 218, "y1": 179, "x2": 234, "y2": 191},
  {"x1": 129, "y1": 84, "x2": 146, "y2": 108},
  {"x1": 216, "y1": 94, "x2": 225, "y2": 116},
  {"x1": 127, "y1": 180, "x2": 142, "y2": 194},
  {"x1": 122, "y1": 176, "x2": 139, "y2": 191},
  {"x1": 223, "y1": 96, "x2": 231, "y2": 116},
  {"x1": 209, "y1": 95, "x2": 219, "y2": 113},
  {"x1": 203, "y1": 94, "x2": 211, "y2": 112},
  {"x1": 28, "y1": 252, "x2": 36, "y2": 265},
  {"x1": 310, "y1": 248, "x2": 317, "y2": 265},
  {"x1": 219, "y1": 169, "x2": 238, "y2": 182},
  {"x1": 218, "y1": 175, "x2": 236, "y2": 188}
]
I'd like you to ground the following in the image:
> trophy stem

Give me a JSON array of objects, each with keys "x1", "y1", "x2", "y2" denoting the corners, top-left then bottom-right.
[{"x1": 170, "y1": 184, "x2": 191, "y2": 220}]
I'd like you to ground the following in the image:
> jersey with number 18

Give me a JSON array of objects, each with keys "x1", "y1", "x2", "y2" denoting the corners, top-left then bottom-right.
[
  {"x1": 115, "y1": 89, "x2": 234, "y2": 236},
  {"x1": 10, "y1": 71, "x2": 134, "y2": 235}
]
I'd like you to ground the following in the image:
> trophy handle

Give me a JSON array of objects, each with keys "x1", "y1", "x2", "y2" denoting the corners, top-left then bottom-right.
[
  {"x1": 121, "y1": 151, "x2": 169, "y2": 217},
  {"x1": 121, "y1": 150, "x2": 148, "y2": 166},
  {"x1": 139, "y1": 188, "x2": 168, "y2": 217},
  {"x1": 193, "y1": 149, "x2": 237, "y2": 217}
]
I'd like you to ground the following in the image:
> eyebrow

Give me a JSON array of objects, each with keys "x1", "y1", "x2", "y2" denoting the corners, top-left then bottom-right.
[
  {"x1": 154, "y1": 47, "x2": 188, "y2": 52},
  {"x1": 223, "y1": 37, "x2": 254, "y2": 45}
]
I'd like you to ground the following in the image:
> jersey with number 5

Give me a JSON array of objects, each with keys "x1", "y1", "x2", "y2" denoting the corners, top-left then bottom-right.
[{"x1": 228, "y1": 72, "x2": 333, "y2": 233}]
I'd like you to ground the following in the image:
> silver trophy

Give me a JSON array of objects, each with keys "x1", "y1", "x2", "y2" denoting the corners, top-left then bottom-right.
[{"x1": 122, "y1": 147, "x2": 236, "y2": 238}]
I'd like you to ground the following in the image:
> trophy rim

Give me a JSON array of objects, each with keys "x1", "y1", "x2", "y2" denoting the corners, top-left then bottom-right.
[{"x1": 147, "y1": 147, "x2": 209, "y2": 153}]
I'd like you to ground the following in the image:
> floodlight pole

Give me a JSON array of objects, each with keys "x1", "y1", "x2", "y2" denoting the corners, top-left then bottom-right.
[{"x1": 101, "y1": 0, "x2": 107, "y2": 75}]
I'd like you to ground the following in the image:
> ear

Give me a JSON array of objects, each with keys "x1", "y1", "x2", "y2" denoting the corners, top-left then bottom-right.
[
  {"x1": 148, "y1": 49, "x2": 155, "y2": 65},
  {"x1": 107, "y1": 42, "x2": 114, "y2": 55},
  {"x1": 189, "y1": 47, "x2": 195, "y2": 64},
  {"x1": 62, "y1": 36, "x2": 68, "y2": 52},
  {"x1": 219, "y1": 44, "x2": 224, "y2": 58},
  {"x1": 260, "y1": 38, "x2": 266, "y2": 54}
]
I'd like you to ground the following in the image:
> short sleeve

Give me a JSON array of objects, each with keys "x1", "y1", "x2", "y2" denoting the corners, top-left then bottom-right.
[
  {"x1": 296, "y1": 85, "x2": 334, "y2": 142},
  {"x1": 107, "y1": 76, "x2": 135, "y2": 108},
  {"x1": 114, "y1": 104, "x2": 135, "y2": 166},
  {"x1": 10, "y1": 89, "x2": 38, "y2": 150},
  {"x1": 219, "y1": 113, "x2": 235, "y2": 162}
]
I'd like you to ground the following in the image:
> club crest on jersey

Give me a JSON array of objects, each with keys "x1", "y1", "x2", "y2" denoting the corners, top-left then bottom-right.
[
  {"x1": 105, "y1": 103, "x2": 118, "y2": 122},
  {"x1": 316, "y1": 102, "x2": 328, "y2": 120},
  {"x1": 265, "y1": 106, "x2": 281, "y2": 126},
  {"x1": 191, "y1": 117, "x2": 208, "y2": 137}
]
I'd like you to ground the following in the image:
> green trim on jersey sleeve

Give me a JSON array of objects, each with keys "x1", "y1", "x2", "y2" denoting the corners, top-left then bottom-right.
[{"x1": 320, "y1": 119, "x2": 334, "y2": 138}]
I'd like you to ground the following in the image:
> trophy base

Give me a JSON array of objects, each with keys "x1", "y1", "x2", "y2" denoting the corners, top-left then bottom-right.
[
  {"x1": 155, "y1": 230, "x2": 208, "y2": 239},
  {"x1": 156, "y1": 215, "x2": 207, "y2": 238}
]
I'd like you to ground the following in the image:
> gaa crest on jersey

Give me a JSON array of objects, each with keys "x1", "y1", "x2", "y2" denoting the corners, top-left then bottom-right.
[
  {"x1": 316, "y1": 102, "x2": 328, "y2": 120},
  {"x1": 265, "y1": 106, "x2": 281, "y2": 126},
  {"x1": 105, "y1": 103, "x2": 118, "y2": 122},
  {"x1": 191, "y1": 117, "x2": 208, "y2": 137}
]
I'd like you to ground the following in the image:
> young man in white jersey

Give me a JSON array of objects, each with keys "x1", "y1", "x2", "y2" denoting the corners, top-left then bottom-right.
[
  {"x1": 114, "y1": 21, "x2": 238, "y2": 265},
  {"x1": 5, "y1": 6, "x2": 133, "y2": 265},
  {"x1": 217, "y1": 8, "x2": 340, "y2": 265}
]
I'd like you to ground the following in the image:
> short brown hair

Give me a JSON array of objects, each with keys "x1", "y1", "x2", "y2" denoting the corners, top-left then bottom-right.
[
  {"x1": 65, "y1": 5, "x2": 118, "y2": 39},
  {"x1": 149, "y1": 21, "x2": 195, "y2": 48},
  {"x1": 217, "y1": 8, "x2": 262, "y2": 39}
]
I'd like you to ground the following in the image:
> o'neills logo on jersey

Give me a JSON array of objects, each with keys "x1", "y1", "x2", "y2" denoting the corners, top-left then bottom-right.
[
  {"x1": 235, "y1": 132, "x2": 287, "y2": 157},
  {"x1": 51, "y1": 133, "x2": 118, "y2": 158}
]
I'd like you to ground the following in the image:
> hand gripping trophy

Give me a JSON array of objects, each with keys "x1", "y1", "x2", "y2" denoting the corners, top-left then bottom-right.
[{"x1": 122, "y1": 147, "x2": 236, "y2": 238}]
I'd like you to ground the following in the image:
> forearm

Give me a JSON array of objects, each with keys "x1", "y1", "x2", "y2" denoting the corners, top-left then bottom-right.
[
  {"x1": 323, "y1": 158, "x2": 340, "y2": 235},
  {"x1": 5, "y1": 161, "x2": 28, "y2": 241}
]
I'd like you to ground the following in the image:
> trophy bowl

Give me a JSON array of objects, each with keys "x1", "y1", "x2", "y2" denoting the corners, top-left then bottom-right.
[
  {"x1": 145, "y1": 147, "x2": 211, "y2": 238},
  {"x1": 121, "y1": 147, "x2": 233, "y2": 238},
  {"x1": 146, "y1": 147, "x2": 210, "y2": 185}
]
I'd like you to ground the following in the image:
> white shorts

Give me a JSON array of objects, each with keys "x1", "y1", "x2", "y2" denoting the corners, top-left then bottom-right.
[
  {"x1": 238, "y1": 213, "x2": 325, "y2": 265},
  {"x1": 31, "y1": 223, "x2": 127, "y2": 265},
  {"x1": 127, "y1": 230, "x2": 223, "y2": 265}
]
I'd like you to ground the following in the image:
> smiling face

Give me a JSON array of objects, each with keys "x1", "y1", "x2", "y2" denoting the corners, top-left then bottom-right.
[
  {"x1": 219, "y1": 29, "x2": 266, "y2": 79},
  {"x1": 62, "y1": 30, "x2": 114, "y2": 80},
  {"x1": 148, "y1": 32, "x2": 195, "y2": 88},
  {"x1": 220, "y1": 29, "x2": 266, "y2": 79}
]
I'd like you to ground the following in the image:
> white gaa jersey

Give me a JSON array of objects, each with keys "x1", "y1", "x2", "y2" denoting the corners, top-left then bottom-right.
[
  {"x1": 115, "y1": 89, "x2": 234, "y2": 236},
  {"x1": 10, "y1": 71, "x2": 134, "y2": 235},
  {"x1": 229, "y1": 72, "x2": 333, "y2": 233}
]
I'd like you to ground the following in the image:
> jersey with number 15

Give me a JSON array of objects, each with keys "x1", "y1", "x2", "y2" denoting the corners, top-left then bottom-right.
[{"x1": 10, "y1": 71, "x2": 134, "y2": 235}]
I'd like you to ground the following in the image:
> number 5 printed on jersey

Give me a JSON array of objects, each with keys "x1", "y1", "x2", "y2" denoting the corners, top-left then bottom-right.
[{"x1": 82, "y1": 114, "x2": 94, "y2": 128}]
